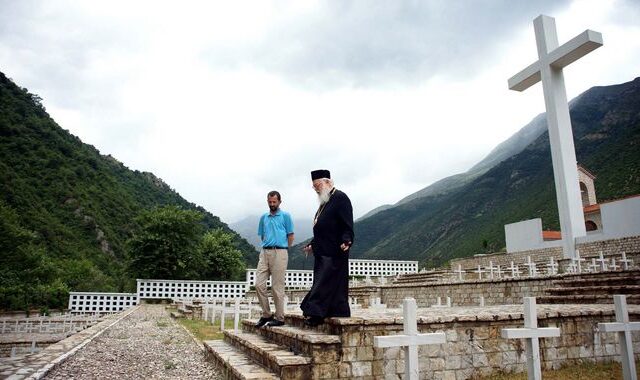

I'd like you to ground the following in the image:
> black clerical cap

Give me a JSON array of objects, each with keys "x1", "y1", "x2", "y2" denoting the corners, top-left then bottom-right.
[{"x1": 311, "y1": 169, "x2": 331, "y2": 180}]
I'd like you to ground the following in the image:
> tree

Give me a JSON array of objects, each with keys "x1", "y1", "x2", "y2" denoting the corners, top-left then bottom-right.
[
  {"x1": 200, "y1": 229, "x2": 246, "y2": 281},
  {"x1": 126, "y1": 205, "x2": 204, "y2": 280}
]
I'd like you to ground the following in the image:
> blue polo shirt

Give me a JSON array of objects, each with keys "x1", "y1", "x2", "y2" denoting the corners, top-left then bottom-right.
[{"x1": 257, "y1": 209, "x2": 294, "y2": 248}]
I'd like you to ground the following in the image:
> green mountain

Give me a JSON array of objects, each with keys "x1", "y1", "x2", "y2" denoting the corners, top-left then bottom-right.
[
  {"x1": 290, "y1": 77, "x2": 640, "y2": 269},
  {"x1": 0, "y1": 72, "x2": 257, "y2": 309},
  {"x1": 357, "y1": 113, "x2": 549, "y2": 221}
]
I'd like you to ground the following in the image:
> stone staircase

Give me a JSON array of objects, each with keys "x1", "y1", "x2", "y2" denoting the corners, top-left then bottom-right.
[
  {"x1": 538, "y1": 269, "x2": 640, "y2": 304},
  {"x1": 391, "y1": 269, "x2": 449, "y2": 284},
  {"x1": 204, "y1": 314, "x2": 342, "y2": 380}
]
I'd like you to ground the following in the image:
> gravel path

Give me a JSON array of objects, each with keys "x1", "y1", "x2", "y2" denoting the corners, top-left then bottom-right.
[{"x1": 44, "y1": 304, "x2": 221, "y2": 379}]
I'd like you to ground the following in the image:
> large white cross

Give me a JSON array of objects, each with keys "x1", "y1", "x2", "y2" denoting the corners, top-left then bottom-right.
[
  {"x1": 502, "y1": 297, "x2": 561, "y2": 380},
  {"x1": 374, "y1": 297, "x2": 446, "y2": 380},
  {"x1": 597, "y1": 295, "x2": 640, "y2": 380},
  {"x1": 509, "y1": 15, "x2": 603, "y2": 259}
]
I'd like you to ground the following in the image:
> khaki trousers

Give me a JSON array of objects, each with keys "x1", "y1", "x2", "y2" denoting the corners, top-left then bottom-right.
[{"x1": 255, "y1": 248, "x2": 288, "y2": 321}]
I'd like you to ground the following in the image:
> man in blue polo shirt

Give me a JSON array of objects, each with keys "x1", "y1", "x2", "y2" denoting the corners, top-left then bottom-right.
[{"x1": 255, "y1": 190, "x2": 294, "y2": 327}]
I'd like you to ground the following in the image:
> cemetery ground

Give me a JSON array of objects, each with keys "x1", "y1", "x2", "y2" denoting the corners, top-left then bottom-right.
[
  {"x1": 481, "y1": 359, "x2": 640, "y2": 379},
  {"x1": 42, "y1": 304, "x2": 220, "y2": 379}
]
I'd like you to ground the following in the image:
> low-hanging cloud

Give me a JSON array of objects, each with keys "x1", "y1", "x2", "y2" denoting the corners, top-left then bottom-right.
[{"x1": 204, "y1": 0, "x2": 571, "y2": 89}]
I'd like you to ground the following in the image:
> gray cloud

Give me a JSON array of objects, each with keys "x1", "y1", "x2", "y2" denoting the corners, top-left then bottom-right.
[{"x1": 204, "y1": 0, "x2": 572, "y2": 89}]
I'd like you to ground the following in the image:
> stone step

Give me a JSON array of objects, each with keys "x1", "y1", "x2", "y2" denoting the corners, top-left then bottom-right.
[
  {"x1": 537, "y1": 294, "x2": 640, "y2": 304},
  {"x1": 224, "y1": 330, "x2": 312, "y2": 380},
  {"x1": 242, "y1": 319, "x2": 341, "y2": 364},
  {"x1": 552, "y1": 274, "x2": 640, "y2": 287},
  {"x1": 546, "y1": 285, "x2": 640, "y2": 296},
  {"x1": 204, "y1": 340, "x2": 280, "y2": 380}
]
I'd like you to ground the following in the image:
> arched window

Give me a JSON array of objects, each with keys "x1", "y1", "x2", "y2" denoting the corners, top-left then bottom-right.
[
  {"x1": 580, "y1": 182, "x2": 590, "y2": 206},
  {"x1": 585, "y1": 220, "x2": 598, "y2": 231}
]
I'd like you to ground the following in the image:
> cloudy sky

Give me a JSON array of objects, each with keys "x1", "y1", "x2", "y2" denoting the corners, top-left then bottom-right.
[{"x1": 1, "y1": 0, "x2": 639, "y2": 224}]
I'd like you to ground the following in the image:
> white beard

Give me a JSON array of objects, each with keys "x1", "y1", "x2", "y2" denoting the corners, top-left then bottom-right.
[{"x1": 317, "y1": 187, "x2": 332, "y2": 205}]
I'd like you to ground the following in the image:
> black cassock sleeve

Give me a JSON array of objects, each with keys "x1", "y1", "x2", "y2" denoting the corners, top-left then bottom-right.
[{"x1": 337, "y1": 193, "x2": 354, "y2": 245}]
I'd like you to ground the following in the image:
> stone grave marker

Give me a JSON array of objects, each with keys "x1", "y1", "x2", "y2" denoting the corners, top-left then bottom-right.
[
  {"x1": 596, "y1": 251, "x2": 608, "y2": 271},
  {"x1": 620, "y1": 252, "x2": 633, "y2": 270},
  {"x1": 454, "y1": 264, "x2": 465, "y2": 281},
  {"x1": 475, "y1": 265, "x2": 486, "y2": 280},
  {"x1": 509, "y1": 261, "x2": 522, "y2": 278},
  {"x1": 525, "y1": 256, "x2": 538, "y2": 277},
  {"x1": 502, "y1": 297, "x2": 561, "y2": 380},
  {"x1": 374, "y1": 297, "x2": 447, "y2": 380},
  {"x1": 547, "y1": 257, "x2": 559, "y2": 275},
  {"x1": 597, "y1": 295, "x2": 640, "y2": 380}
]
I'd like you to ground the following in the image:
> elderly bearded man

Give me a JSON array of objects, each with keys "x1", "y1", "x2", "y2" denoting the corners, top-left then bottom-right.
[{"x1": 300, "y1": 169, "x2": 354, "y2": 327}]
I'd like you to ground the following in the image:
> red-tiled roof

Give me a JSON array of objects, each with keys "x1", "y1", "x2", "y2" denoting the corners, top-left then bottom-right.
[
  {"x1": 542, "y1": 231, "x2": 561, "y2": 240},
  {"x1": 583, "y1": 204, "x2": 600, "y2": 213}
]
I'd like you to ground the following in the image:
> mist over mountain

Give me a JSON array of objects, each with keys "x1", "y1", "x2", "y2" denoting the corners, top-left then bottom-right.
[{"x1": 290, "y1": 77, "x2": 640, "y2": 269}]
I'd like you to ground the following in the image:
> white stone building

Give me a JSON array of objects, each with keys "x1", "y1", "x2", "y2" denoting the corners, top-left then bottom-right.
[{"x1": 505, "y1": 165, "x2": 640, "y2": 253}]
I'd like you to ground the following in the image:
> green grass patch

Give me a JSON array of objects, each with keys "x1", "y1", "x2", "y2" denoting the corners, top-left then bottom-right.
[
  {"x1": 479, "y1": 360, "x2": 640, "y2": 380},
  {"x1": 177, "y1": 317, "x2": 235, "y2": 341}
]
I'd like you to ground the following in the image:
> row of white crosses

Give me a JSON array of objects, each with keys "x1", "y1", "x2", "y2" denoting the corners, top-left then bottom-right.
[
  {"x1": 459, "y1": 256, "x2": 558, "y2": 281},
  {"x1": 566, "y1": 250, "x2": 635, "y2": 274},
  {"x1": 203, "y1": 299, "x2": 258, "y2": 332},
  {"x1": 458, "y1": 251, "x2": 635, "y2": 281},
  {"x1": 375, "y1": 295, "x2": 639, "y2": 380}
]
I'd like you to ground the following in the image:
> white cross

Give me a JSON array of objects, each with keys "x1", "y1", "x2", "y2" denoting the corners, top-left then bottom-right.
[
  {"x1": 546, "y1": 258, "x2": 559, "y2": 275},
  {"x1": 597, "y1": 295, "x2": 640, "y2": 380},
  {"x1": 508, "y1": 261, "x2": 522, "y2": 278},
  {"x1": 610, "y1": 258, "x2": 619, "y2": 271},
  {"x1": 475, "y1": 265, "x2": 485, "y2": 280},
  {"x1": 572, "y1": 249, "x2": 586, "y2": 273},
  {"x1": 589, "y1": 258, "x2": 599, "y2": 273},
  {"x1": 374, "y1": 298, "x2": 447, "y2": 380},
  {"x1": 479, "y1": 296, "x2": 485, "y2": 307},
  {"x1": 620, "y1": 252, "x2": 634, "y2": 270},
  {"x1": 495, "y1": 264, "x2": 503, "y2": 279},
  {"x1": 509, "y1": 15, "x2": 602, "y2": 259},
  {"x1": 596, "y1": 251, "x2": 609, "y2": 271},
  {"x1": 502, "y1": 297, "x2": 561, "y2": 380},
  {"x1": 453, "y1": 264, "x2": 465, "y2": 281},
  {"x1": 524, "y1": 256, "x2": 538, "y2": 277}
]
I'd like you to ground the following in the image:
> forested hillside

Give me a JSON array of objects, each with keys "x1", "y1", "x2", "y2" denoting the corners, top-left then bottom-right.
[{"x1": 0, "y1": 72, "x2": 257, "y2": 310}]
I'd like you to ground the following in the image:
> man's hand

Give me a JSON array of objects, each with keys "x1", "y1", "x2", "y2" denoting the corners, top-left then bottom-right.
[
  {"x1": 303, "y1": 244, "x2": 313, "y2": 257},
  {"x1": 340, "y1": 242, "x2": 352, "y2": 252}
]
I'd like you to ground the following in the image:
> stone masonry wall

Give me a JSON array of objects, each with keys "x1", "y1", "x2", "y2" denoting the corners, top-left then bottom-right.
[
  {"x1": 381, "y1": 277, "x2": 555, "y2": 308},
  {"x1": 337, "y1": 307, "x2": 640, "y2": 379}
]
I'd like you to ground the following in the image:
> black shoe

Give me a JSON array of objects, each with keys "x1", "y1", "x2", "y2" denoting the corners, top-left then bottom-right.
[
  {"x1": 255, "y1": 316, "x2": 274, "y2": 328},
  {"x1": 266, "y1": 319, "x2": 285, "y2": 327},
  {"x1": 304, "y1": 316, "x2": 324, "y2": 327}
]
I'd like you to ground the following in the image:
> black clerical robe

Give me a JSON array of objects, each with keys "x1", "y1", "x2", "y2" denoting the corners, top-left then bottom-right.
[{"x1": 300, "y1": 188, "x2": 354, "y2": 318}]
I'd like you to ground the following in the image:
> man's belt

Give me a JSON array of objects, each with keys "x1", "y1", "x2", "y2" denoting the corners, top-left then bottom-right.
[{"x1": 263, "y1": 246, "x2": 288, "y2": 250}]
